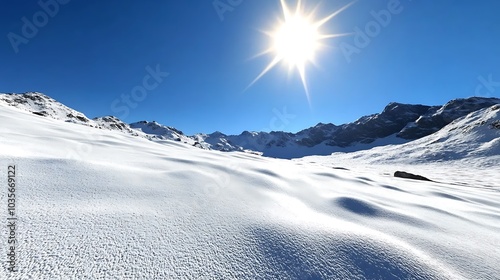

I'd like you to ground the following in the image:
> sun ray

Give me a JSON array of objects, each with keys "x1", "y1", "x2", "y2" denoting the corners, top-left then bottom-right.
[
  {"x1": 248, "y1": 0, "x2": 354, "y2": 102},
  {"x1": 280, "y1": 0, "x2": 291, "y2": 20},
  {"x1": 314, "y1": 1, "x2": 357, "y2": 28},
  {"x1": 246, "y1": 56, "x2": 283, "y2": 91},
  {"x1": 318, "y1": 32, "x2": 353, "y2": 39},
  {"x1": 297, "y1": 64, "x2": 311, "y2": 104},
  {"x1": 249, "y1": 48, "x2": 274, "y2": 60},
  {"x1": 295, "y1": 0, "x2": 302, "y2": 15}
]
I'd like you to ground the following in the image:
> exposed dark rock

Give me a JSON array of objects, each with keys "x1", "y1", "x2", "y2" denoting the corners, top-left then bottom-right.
[
  {"x1": 297, "y1": 123, "x2": 338, "y2": 147},
  {"x1": 394, "y1": 171, "x2": 432, "y2": 182},
  {"x1": 333, "y1": 103, "x2": 432, "y2": 147},
  {"x1": 32, "y1": 111, "x2": 48, "y2": 117},
  {"x1": 76, "y1": 116, "x2": 88, "y2": 122},
  {"x1": 398, "y1": 97, "x2": 500, "y2": 139},
  {"x1": 491, "y1": 120, "x2": 500, "y2": 129},
  {"x1": 332, "y1": 167, "x2": 349, "y2": 171}
]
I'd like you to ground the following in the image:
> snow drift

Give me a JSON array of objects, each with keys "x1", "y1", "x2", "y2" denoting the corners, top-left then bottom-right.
[{"x1": 1, "y1": 99, "x2": 500, "y2": 279}]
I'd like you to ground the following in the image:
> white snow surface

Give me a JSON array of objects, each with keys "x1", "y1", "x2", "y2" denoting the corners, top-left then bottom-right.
[{"x1": 1, "y1": 103, "x2": 500, "y2": 279}]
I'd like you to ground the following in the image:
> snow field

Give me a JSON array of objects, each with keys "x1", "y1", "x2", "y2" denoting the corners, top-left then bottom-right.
[{"x1": 1, "y1": 104, "x2": 499, "y2": 279}]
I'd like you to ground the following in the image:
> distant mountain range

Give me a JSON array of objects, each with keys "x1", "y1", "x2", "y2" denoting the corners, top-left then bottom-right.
[
  {"x1": 306, "y1": 103, "x2": 500, "y2": 168},
  {"x1": 1, "y1": 92, "x2": 499, "y2": 159}
]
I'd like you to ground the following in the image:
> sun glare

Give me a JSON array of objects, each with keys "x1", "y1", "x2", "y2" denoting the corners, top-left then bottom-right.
[
  {"x1": 273, "y1": 15, "x2": 319, "y2": 67},
  {"x1": 249, "y1": 0, "x2": 355, "y2": 103}
]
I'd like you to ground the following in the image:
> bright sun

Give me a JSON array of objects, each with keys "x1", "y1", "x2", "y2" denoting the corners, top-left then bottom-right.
[
  {"x1": 249, "y1": 0, "x2": 354, "y2": 103},
  {"x1": 273, "y1": 14, "x2": 319, "y2": 67}
]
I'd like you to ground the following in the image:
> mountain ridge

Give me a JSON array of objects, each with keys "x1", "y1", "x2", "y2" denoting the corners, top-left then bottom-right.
[
  {"x1": 300, "y1": 104, "x2": 500, "y2": 169},
  {"x1": 1, "y1": 92, "x2": 499, "y2": 158}
]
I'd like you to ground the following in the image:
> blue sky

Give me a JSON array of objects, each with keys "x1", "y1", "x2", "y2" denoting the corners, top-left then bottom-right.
[{"x1": 1, "y1": 0, "x2": 499, "y2": 135}]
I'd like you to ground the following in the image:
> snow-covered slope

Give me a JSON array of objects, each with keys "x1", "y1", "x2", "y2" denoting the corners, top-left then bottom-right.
[
  {"x1": 1, "y1": 99, "x2": 499, "y2": 279},
  {"x1": 297, "y1": 104, "x2": 500, "y2": 190}
]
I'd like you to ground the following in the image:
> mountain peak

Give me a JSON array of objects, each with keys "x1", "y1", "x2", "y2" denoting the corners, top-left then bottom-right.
[
  {"x1": 398, "y1": 96, "x2": 500, "y2": 139},
  {"x1": 130, "y1": 120, "x2": 192, "y2": 144},
  {"x1": 0, "y1": 91, "x2": 91, "y2": 124},
  {"x1": 210, "y1": 131, "x2": 227, "y2": 137},
  {"x1": 381, "y1": 102, "x2": 430, "y2": 114},
  {"x1": 384, "y1": 101, "x2": 405, "y2": 109}
]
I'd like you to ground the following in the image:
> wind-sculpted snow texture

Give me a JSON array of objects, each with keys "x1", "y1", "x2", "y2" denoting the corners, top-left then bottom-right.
[{"x1": 1, "y1": 101, "x2": 499, "y2": 279}]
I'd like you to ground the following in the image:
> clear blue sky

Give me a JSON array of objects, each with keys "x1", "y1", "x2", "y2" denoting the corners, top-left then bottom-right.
[{"x1": 1, "y1": 0, "x2": 499, "y2": 135}]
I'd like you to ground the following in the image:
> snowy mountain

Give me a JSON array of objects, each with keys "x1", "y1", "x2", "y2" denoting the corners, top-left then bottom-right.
[
  {"x1": 129, "y1": 120, "x2": 204, "y2": 147},
  {"x1": 1, "y1": 92, "x2": 499, "y2": 279},
  {"x1": 0, "y1": 92, "x2": 137, "y2": 135},
  {"x1": 398, "y1": 97, "x2": 500, "y2": 139},
  {"x1": 92, "y1": 116, "x2": 140, "y2": 135},
  {"x1": 295, "y1": 103, "x2": 500, "y2": 194},
  {"x1": 307, "y1": 104, "x2": 500, "y2": 167},
  {"x1": 194, "y1": 103, "x2": 427, "y2": 158},
  {"x1": 199, "y1": 98, "x2": 499, "y2": 158},
  {"x1": 0, "y1": 92, "x2": 92, "y2": 125},
  {"x1": 1, "y1": 92, "x2": 498, "y2": 159}
]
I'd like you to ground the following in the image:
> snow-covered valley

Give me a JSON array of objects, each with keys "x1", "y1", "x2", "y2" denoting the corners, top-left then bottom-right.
[{"x1": 1, "y1": 97, "x2": 499, "y2": 279}]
